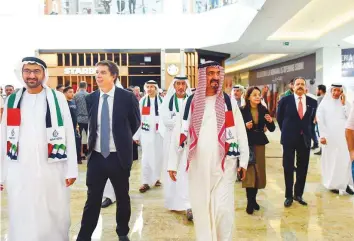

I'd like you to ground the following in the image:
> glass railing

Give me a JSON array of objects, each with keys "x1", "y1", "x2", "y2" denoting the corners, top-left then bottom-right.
[
  {"x1": 44, "y1": 0, "x2": 163, "y2": 15},
  {"x1": 184, "y1": 0, "x2": 239, "y2": 13}
]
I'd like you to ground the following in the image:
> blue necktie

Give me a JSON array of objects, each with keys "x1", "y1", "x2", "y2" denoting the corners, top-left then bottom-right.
[{"x1": 100, "y1": 94, "x2": 110, "y2": 158}]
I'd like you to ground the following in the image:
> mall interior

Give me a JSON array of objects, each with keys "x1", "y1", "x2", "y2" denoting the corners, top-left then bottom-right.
[{"x1": 1, "y1": 0, "x2": 354, "y2": 240}]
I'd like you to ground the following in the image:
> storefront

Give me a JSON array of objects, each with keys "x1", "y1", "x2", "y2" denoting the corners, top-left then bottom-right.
[{"x1": 38, "y1": 49, "x2": 229, "y2": 92}]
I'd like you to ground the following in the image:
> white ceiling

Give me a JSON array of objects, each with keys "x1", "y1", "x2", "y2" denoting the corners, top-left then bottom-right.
[{"x1": 202, "y1": 0, "x2": 354, "y2": 72}]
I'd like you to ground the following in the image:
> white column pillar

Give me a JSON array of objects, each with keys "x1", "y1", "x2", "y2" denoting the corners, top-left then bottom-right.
[
  {"x1": 161, "y1": 49, "x2": 166, "y2": 89},
  {"x1": 316, "y1": 47, "x2": 342, "y2": 87},
  {"x1": 180, "y1": 49, "x2": 185, "y2": 76}
]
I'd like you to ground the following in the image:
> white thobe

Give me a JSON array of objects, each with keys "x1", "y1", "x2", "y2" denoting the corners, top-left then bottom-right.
[
  {"x1": 133, "y1": 97, "x2": 163, "y2": 186},
  {"x1": 162, "y1": 98, "x2": 191, "y2": 211},
  {"x1": 317, "y1": 100, "x2": 353, "y2": 191},
  {"x1": 103, "y1": 179, "x2": 116, "y2": 202},
  {"x1": 0, "y1": 90, "x2": 78, "y2": 241},
  {"x1": 188, "y1": 96, "x2": 249, "y2": 241}
]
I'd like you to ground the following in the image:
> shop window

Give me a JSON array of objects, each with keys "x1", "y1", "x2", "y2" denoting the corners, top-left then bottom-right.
[
  {"x1": 128, "y1": 67, "x2": 160, "y2": 75},
  {"x1": 107, "y1": 53, "x2": 113, "y2": 61},
  {"x1": 100, "y1": 53, "x2": 106, "y2": 61},
  {"x1": 64, "y1": 76, "x2": 71, "y2": 86},
  {"x1": 114, "y1": 54, "x2": 120, "y2": 65},
  {"x1": 64, "y1": 54, "x2": 70, "y2": 66},
  {"x1": 58, "y1": 54, "x2": 63, "y2": 66},
  {"x1": 93, "y1": 54, "x2": 98, "y2": 65},
  {"x1": 86, "y1": 53, "x2": 92, "y2": 66},
  {"x1": 121, "y1": 53, "x2": 127, "y2": 66},
  {"x1": 120, "y1": 76, "x2": 128, "y2": 88},
  {"x1": 79, "y1": 53, "x2": 85, "y2": 66},
  {"x1": 129, "y1": 53, "x2": 160, "y2": 66},
  {"x1": 72, "y1": 54, "x2": 78, "y2": 66},
  {"x1": 58, "y1": 76, "x2": 64, "y2": 86}
]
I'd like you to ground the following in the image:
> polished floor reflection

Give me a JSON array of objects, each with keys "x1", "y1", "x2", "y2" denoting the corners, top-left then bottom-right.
[{"x1": 1, "y1": 130, "x2": 354, "y2": 240}]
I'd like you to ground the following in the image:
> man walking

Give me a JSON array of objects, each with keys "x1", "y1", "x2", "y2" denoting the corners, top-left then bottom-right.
[
  {"x1": 277, "y1": 77, "x2": 317, "y2": 207},
  {"x1": 74, "y1": 81, "x2": 89, "y2": 160},
  {"x1": 76, "y1": 60, "x2": 140, "y2": 241},
  {"x1": 1, "y1": 57, "x2": 78, "y2": 241}
]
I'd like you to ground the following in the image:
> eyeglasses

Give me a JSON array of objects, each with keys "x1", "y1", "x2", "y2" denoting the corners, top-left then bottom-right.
[{"x1": 22, "y1": 69, "x2": 42, "y2": 75}]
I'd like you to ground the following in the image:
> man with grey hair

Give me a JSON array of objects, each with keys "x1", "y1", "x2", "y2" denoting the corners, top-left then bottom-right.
[{"x1": 74, "y1": 81, "x2": 89, "y2": 162}]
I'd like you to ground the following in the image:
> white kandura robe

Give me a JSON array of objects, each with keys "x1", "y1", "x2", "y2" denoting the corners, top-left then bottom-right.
[
  {"x1": 317, "y1": 100, "x2": 353, "y2": 191},
  {"x1": 188, "y1": 96, "x2": 249, "y2": 241},
  {"x1": 162, "y1": 98, "x2": 191, "y2": 211},
  {"x1": 103, "y1": 179, "x2": 116, "y2": 202},
  {"x1": 133, "y1": 97, "x2": 163, "y2": 186},
  {"x1": 0, "y1": 90, "x2": 78, "y2": 241}
]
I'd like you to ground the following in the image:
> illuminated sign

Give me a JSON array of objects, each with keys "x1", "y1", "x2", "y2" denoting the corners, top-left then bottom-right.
[{"x1": 64, "y1": 67, "x2": 96, "y2": 75}]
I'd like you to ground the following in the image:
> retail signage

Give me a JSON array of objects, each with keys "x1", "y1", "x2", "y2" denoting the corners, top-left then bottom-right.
[
  {"x1": 256, "y1": 62, "x2": 304, "y2": 79},
  {"x1": 64, "y1": 67, "x2": 96, "y2": 75},
  {"x1": 342, "y1": 48, "x2": 354, "y2": 77}
]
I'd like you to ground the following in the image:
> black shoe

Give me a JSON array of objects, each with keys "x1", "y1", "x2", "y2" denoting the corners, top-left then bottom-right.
[
  {"x1": 330, "y1": 189, "x2": 339, "y2": 194},
  {"x1": 186, "y1": 209, "x2": 193, "y2": 221},
  {"x1": 294, "y1": 196, "x2": 308, "y2": 206},
  {"x1": 119, "y1": 236, "x2": 130, "y2": 241},
  {"x1": 101, "y1": 198, "x2": 113, "y2": 208},
  {"x1": 246, "y1": 201, "x2": 254, "y2": 214},
  {"x1": 77, "y1": 160, "x2": 83, "y2": 164},
  {"x1": 314, "y1": 150, "x2": 322, "y2": 155},
  {"x1": 284, "y1": 198, "x2": 293, "y2": 207},
  {"x1": 346, "y1": 186, "x2": 354, "y2": 195},
  {"x1": 253, "y1": 200, "x2": 260, "y2": 211},
  {"x1": 311, "y1": 145, "x2": 319, "y2": 150}
]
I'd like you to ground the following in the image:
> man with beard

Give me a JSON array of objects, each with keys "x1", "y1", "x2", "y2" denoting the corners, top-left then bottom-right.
[
  {"x1": 279, "y1": 79, "x2": 294, "y2": 100},
  {"x1": 133, "y1": 80, "x2": 164, "y2": 193},
  {"x1": 314, "y1": 84, "x2": 326, "y2": 155},
  {"x1": 317, "y1": 84, "x2": 354, "y2": 195},
  {"x1": 277, "y1": 77, "x2": 317, "y2": 207},
  {"x1": 0, "y1": 57, "x2": 78, "y2": 241},
  {"x1": 159, "y1": 76, "x2": 193, "y2": 221},
  {"x1": 5, "y1": 85, "x2": 15, "y2": 97},
  {"x1": 178, "y1": 61, "x2": 249, "y2": 240}
]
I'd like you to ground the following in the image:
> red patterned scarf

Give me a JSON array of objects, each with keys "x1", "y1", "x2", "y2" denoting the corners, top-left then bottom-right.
[{"x1": 187, "y1": 62, "x2": 226, "y2": 168}]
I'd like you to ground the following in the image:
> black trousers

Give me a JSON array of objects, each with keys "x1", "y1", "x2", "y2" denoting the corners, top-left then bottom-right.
[
  {"x1": 311, "y1": 123, "x2": 318, "y2": 146},
  {"x1": 282, "y1": 135, "x2": 310, "y2": 199},
  {"x1": 133, "y1": 142, "x2": 138, "y2": 161},
  {"x1": 77, "y1": 151, "x2": 131, "y2": 240},
  {"x1": 129, "y1": 0, "x2": 136, "y2": 14}
]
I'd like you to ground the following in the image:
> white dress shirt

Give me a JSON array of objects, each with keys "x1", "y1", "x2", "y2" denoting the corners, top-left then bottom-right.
[
  {"x1": 294, "y1": 93, "x2": 307, "y2": 115},
  {"x1": 94, "y1": 86, "x2": 117, "y2": 153}
]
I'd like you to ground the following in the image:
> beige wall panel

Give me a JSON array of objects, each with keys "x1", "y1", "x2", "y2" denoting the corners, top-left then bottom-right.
[{"x1": 39, "y1": 54, "x2": 58, "y2": 67}]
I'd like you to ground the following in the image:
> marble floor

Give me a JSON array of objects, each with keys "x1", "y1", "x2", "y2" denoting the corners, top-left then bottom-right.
[{"x1": 1, "y1": 129, "x2": 354, "y2": 241}]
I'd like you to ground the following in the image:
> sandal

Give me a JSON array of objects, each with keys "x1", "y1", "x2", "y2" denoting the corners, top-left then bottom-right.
[
  {"x1": 139, "y1": 184, "x2": 150, "y2": 193},
  {"x1": 155, "y1": 180, "x2": 162, "y2": 187}
]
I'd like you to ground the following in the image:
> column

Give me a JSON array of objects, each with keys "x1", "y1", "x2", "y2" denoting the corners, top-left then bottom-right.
[
  {"x1": 161, "y1": 49, "x2": 166, "y2": 89},
  {"x1": 316, "y1": 47, "x2": 342, "y2": 87},
  {"x1": 180, "y1": 49, "x2": 185, "y2": 76}
]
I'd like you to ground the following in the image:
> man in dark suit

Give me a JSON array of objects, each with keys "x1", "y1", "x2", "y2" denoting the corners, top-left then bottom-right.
[
  {"x1": 77, "y1": 60, "x2": 140, "y2": 241},
  {"x1": 277, "y1": 77, "x2": 317, "y2": 208}
]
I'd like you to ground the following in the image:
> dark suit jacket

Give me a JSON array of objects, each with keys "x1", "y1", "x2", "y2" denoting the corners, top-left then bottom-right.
[
  {"x1": 241, "y1": 104, "x2": 276, "y2": 146},
  {"x1": 86, "y1": 87, "x2": 140, "y2": 170},
  {"x1": 276, "y1": 94, "x2": 317, "y2": 148}
]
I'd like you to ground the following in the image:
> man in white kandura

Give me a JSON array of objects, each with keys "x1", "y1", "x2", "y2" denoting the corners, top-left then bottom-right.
[
  {"x1": 133, "y1": 80, "x2": 164, "y2": 193},
  {"x1": 231, "y1": 84, "x2": 245, "y2": 108},
  {"x1": 159, "y1": 76, "x2": 193, "y2": 221},
  {"x1": 178, "y1": 61, "x2": 249, "y2": 241},
  {"x1": 0, "y1": 57, "x2": 78, "y2": 241},
  {"x1": 317, "y1": 84, "x2": 354, "y2": 195}
]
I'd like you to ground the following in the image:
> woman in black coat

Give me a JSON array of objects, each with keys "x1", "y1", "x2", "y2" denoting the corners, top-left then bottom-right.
[{"x1": 240, "y1": 86, "x2": 276, "y2": 214}]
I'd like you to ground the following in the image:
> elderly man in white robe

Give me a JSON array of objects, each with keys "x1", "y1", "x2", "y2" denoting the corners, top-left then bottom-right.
[
  {"x1": 317, "y1": 84, "x2": 354, "y2": 195},
  {"x1": 0, "y1": 57, "x2": 78, "y2": 241},
  {"x1": 159, "y1": 76, "x2": 193, "y2": 221},
  {"x1": 231, "y1": 84, "x2": 245, "y2": 108},
  {"x1": 133, "y1": 80, "x2": 164, "y2": 193},
  {"x1": 178, "y1": 61, "x2": 249, "y2": 241}
]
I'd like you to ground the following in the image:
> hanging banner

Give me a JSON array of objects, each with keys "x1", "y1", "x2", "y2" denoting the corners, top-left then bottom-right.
[{"x1": 342, "y1": 48, "x2": 354, "y2": 77}]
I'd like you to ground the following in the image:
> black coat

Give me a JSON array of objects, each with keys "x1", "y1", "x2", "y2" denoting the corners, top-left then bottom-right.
[
  {"x1": 240, "y1": 104, "x2": 276, "y2": 146},
  {"x1": 86, "y1": 87, "x2": 140, "y2": 170},
  {"x1": 276, "y1": 94, "x2": 317, "y2": 148}
]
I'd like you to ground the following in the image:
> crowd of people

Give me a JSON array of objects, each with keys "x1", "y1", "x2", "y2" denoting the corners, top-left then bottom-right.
[{"x1": 0, "y1": 56, "x2": 354, "y2": 241}]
